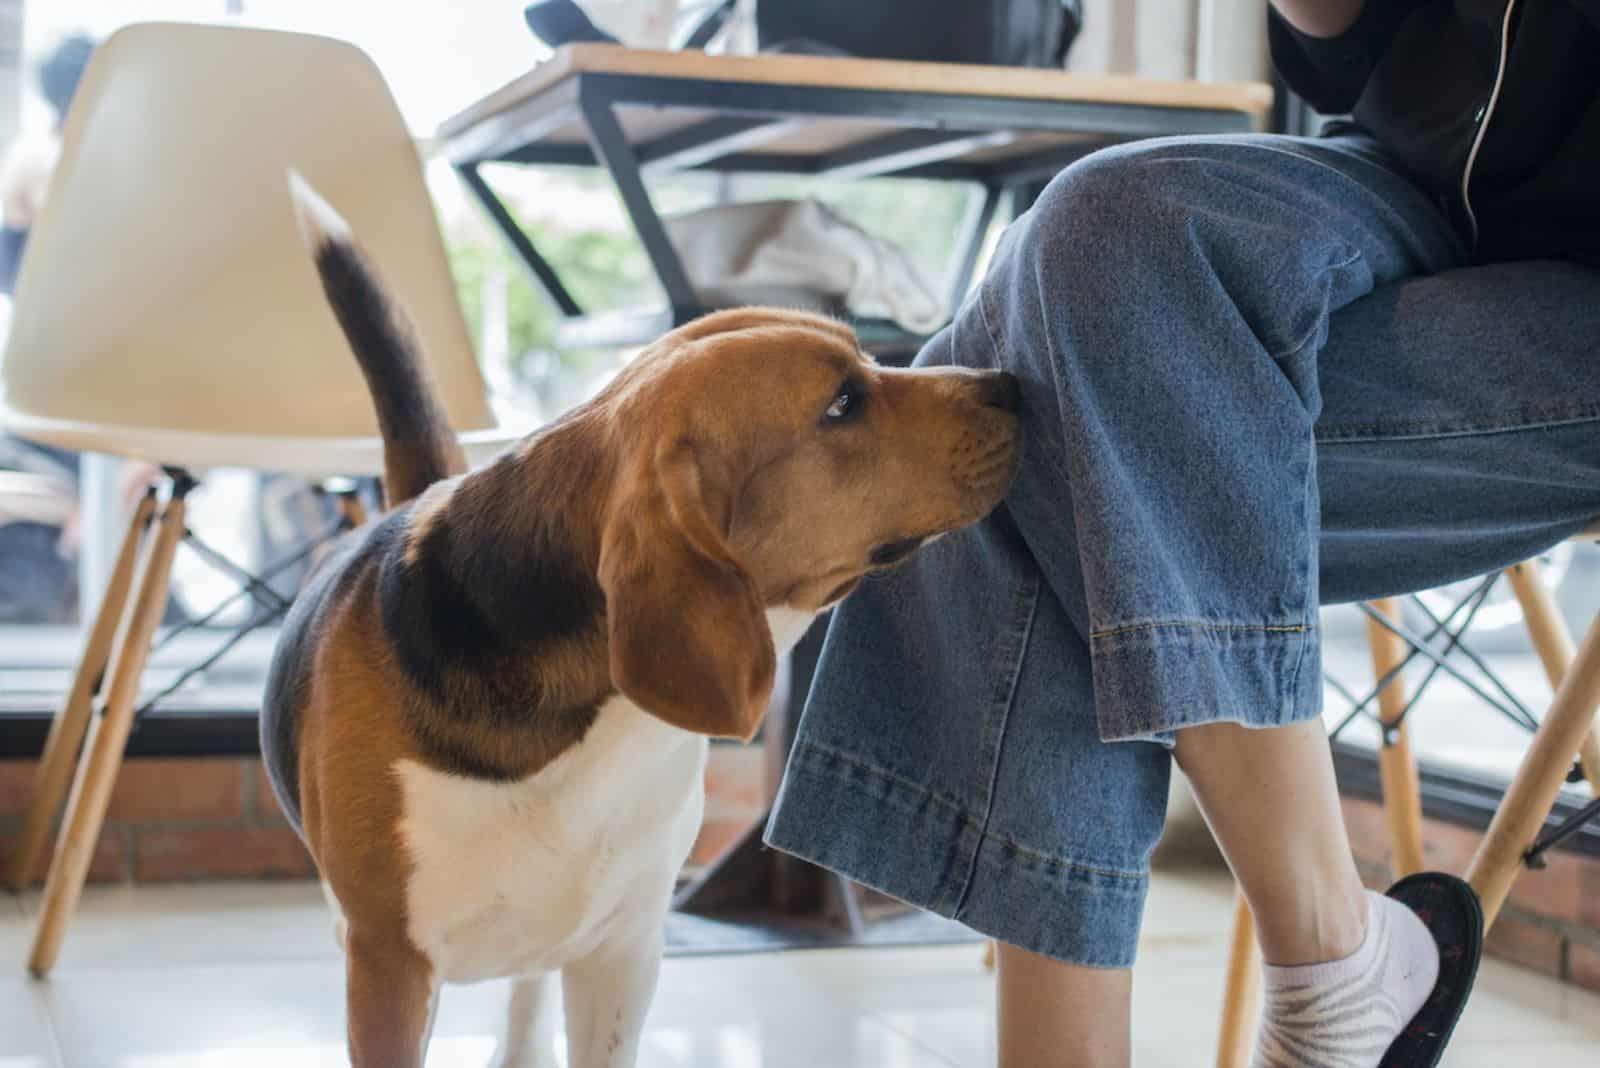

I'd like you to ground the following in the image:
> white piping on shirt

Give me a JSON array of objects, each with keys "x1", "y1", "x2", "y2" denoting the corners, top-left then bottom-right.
[{"x1": 1460, "y1": 0, "x2": 1519, "y2": 247}]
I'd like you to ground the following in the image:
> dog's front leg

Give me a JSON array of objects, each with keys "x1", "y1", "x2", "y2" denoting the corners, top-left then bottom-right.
[
  {"x1": 561, "y1": 923, "x2": 664, "y2": 1068},
  {"x1": 345, "y1": 930, "x2": 436, "y2": 1068},
  {"x1": 491, "y1": 971, "x2": 561, "y2": 1068}
]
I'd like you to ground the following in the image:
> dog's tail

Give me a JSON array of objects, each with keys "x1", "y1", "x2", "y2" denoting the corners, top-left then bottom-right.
[{"x1": 287, "y1": 170, "x2": 466, "y2": 507}]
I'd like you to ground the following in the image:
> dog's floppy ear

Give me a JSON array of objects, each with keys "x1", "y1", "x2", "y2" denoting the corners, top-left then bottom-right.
[{"x1": 599, "y1": 441, "x2": 775, "y2": 741}]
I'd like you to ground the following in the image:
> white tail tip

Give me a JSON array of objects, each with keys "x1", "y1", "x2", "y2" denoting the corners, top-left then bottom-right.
[{"x1": 286, "y1": 168, "x2": 351, "y2": 248}]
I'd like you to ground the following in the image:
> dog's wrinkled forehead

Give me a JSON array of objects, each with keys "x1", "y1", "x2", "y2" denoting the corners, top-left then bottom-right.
[{"x1": 607, "y1": 309, "x2": 869, "y2": 432}]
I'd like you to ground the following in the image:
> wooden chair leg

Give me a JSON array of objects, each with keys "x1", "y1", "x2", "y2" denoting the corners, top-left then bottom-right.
[
  {"x1": 5, "y1": 489, "x2": 158, "y2": 892},
  {"x1": 1216, "y1": 889, "x2": 1260, "y2": 1068},
  {"x1": 26, "y1": 487, "x2": 188, "y2": 977},
  {"x1": 1505, "y1": 560, "x2": 1600, "y2": 796},
  {"x1": 1366, "y1": 599, "x2": 1425, "y2": 878},
  {"x1": 1466, "y1": 612, "x2": 1600, "y2": 928}
]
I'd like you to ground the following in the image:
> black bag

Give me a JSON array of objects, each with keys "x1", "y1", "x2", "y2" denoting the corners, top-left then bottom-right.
[
  {"x1": 526, "y1": 1, "x2": 1083, "y2": 69},
  {"x1": 755, "y1": 1, "x2": 1083, "y2": 68}
]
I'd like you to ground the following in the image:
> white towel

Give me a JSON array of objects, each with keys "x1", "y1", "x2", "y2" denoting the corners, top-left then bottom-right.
[{"x1": 665, "y1": 198, "x2": 946, "y2": 334}]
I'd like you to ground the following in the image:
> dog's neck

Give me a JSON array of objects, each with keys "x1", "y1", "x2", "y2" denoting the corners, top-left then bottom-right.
[
  {"x1": 432, "y1": 412, "x2": 612, "y2": 636},
  {"x1": 377, "y1": 414, "x2": 619, "y2": 780}
]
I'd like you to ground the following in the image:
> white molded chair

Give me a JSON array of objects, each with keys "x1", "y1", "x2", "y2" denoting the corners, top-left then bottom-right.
[{"x1": 1, "y1": 22, "x2": 531, "y2": 974}]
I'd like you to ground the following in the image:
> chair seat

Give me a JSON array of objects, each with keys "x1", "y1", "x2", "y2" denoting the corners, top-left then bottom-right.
[{"x1": 0, "y1": 394, "x2": 535, "y2": 478}]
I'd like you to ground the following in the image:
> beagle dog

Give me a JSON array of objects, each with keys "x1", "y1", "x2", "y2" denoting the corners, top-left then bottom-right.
[{"x1": 262, "y1": 175, "x2": 1021, "y2": 1068}]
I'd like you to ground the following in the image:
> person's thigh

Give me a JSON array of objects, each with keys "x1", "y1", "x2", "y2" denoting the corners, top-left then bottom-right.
[{"x1": 1316, "y1": 260, "x2": 1600, "y2": 603}]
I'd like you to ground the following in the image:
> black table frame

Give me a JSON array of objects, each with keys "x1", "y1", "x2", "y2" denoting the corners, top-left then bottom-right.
[{"x1": 443, "y1": 69, "x2": 1259, "y2": 352}]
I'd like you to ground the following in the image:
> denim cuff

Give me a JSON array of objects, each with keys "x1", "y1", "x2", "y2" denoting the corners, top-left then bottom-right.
[
  {"x1": 1088, "y1": 620, "x2": 1322, "y2": 744},
  {"x1": 766, "y1": 739, "x2": 1150, "y2": 969}
]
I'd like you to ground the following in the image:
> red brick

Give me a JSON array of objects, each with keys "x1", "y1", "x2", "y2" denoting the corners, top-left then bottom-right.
[
  {"x1": 1506, "y1": 850, "x2": 1585, "y2": 923},
  {"x1": 1581, "y1": 855, "x2": 1600, "y2": 930},
  {"x1": 0, "y1": 760, "x2": 40, "y2": 818},
  {"x1": 1484, "y1": 912, "x2": 1564, "y2": 976},
  {"x1": 134, "y1": 826, "x2": 314, "y2": 882},
  {"x1": 1343, "y1": 800, "x2": 1587, "y2": 924},
  {"x1": 1569, "y1": 942, "x2": 1600, "y2": 993},
  {"x1": 1417, "y1": 815, "x2": 1480, "y2": 874},
  {"x1": 1418, "y1": 819, "x2": 1584, "y2": 923},
  {"x1": 0, "y1": 826, "x2": 129, "y2": 885},
  {"x1": 1340, "y1": 798, "x2": 1391, "y2": 870},
  {"x1": 686, "y1": 816, "x2": 753, "y2": 869},
  {"x1": 106, "y1": 758, "x2": 243, "y2": 823},
  {"x1": 704, "y1": 745, "x2": 766, "y2": 818},
  {"x1": 253, "y1": 761, "x2": 278, "y2": 816}
]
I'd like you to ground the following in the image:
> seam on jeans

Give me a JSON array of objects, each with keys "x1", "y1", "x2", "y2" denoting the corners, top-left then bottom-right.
[
  {"x1": 1089, "y1": 620, "x2": 1312, "y2": 641},
  {"x1": 1289, "y1": 425, "x2": 1317, "y2": 725},
  {"x1": 1266, "y1": 249, "x2": 1363, "y2": 363},
  {"x1": 952, "y1": 573, "x2": 1041, "y2": 918},
  {"x1": 976, "y1": 277, "x2": 1006, "y2": 372},
  {"x1": 1316, "y1": 409, "x2": 1600, "y2": 444},
  {"x1": 981, "y1": 833, "x2": 1146, "y2": 883},
  {"x1": 793, "y1": 739, "x2": 1147, "y2": 882},
  {"x1": 793, "y1": 739, "x2": 969, "y2": 816}
]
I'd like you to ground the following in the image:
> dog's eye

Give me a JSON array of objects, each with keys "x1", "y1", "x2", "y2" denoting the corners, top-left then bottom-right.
[{"x1": 824, "y1": 380, "x2": 863, "y2": 423}]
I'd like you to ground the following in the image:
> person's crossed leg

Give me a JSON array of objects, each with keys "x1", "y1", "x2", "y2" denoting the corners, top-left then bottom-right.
[{"x1": 768, "y1": 131, "x2": 1600, "y2": 1067}]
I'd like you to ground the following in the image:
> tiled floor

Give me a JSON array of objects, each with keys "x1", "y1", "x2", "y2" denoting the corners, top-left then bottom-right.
[{"x1": 2, "y1": 867, "x2": 1597, "y2": 1066}]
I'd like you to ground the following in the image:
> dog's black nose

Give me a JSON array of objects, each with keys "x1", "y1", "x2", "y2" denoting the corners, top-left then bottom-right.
[{"x1": 979, "y1": 371, "x2": 1021, "y2": 413}]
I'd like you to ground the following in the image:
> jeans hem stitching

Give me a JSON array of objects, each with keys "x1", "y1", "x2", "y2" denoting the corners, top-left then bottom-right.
[
  {"x1": 1089, "y1": 620, "x2": 1313, "y2": 641},
  {"x1": 791, "y1": 739, "x2": 1147, "y2": 883}
]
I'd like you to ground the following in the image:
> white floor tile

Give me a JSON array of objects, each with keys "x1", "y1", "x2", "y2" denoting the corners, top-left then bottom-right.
[
  {"x1": 1441, "y1": 1041, "x2": 1600, "y2": 1068},
  {"x1": 14, "y1": 881, "x2": 337, "y2": 970},
  {"x1": 1451, "y1": 957, "x2": 1600, "y2": 1045},
  {"x1": 12, "y1": 871, "x2": 1600, "y2": 1067},
  {"x1": 0, "y1": 976, "x2": 61, "y2": 1068},
  {"x1": 39, "y1": 955, "x2": 955, "y2": 1068}
]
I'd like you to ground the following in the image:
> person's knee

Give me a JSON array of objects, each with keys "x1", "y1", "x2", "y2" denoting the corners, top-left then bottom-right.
[{"x1": 1016, "y1": 143, "x2": 1198, "y2": 272}]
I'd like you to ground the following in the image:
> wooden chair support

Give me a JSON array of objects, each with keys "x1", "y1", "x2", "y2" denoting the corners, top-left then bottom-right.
[
  {"x1": 1367, "y1": 598, "x2": 1426, "y2": 878},
  {"x1": 25, "y1": 479, "x2": 191, "y2": 977},
  {"x1": 1504, "y1": 560, "x2": 1600, "y2": 794},
  {"x1": 1465, "y1": 607, "x2": 1600, "y2": 926},
  {"x1": 1215, "y1": 889, "x2": 1260, "y2": 1068},
  {"x1": 5, "y1": 488, "x2": 158, "y2": 892},
  {"x1": 1213, "y1": 553, "x2": 1600, "y2": 1065}
]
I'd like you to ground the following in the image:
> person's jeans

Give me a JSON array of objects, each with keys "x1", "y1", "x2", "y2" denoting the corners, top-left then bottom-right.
[{"x1": 765, "y1": 132, "x2": 1600, "y2": 967}]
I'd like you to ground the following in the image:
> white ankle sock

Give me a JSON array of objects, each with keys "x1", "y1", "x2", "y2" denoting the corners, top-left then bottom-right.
[{"x1": 1251, "y1": 890, "x2": 1439, "y2": 1068}]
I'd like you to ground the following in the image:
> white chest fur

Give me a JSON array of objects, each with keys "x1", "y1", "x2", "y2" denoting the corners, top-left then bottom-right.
[
  {"x1": 395, "y1": 605, "x2": 818, "y2": 985},
  {"x1": 397, "y1": 697, "x2": 706, "y2": 983}
]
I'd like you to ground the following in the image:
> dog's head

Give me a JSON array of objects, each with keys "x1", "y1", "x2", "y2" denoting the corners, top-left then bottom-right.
[{"x1": 593, "y1": 309, "x2": 1021, "y2": 742}]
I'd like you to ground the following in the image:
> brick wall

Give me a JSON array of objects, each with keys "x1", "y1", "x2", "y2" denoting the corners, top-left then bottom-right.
[
  {"x1": 13, "y1": 752, "x2": 1592, "y2": 994},
  {"x1": 0, "y1": 743, "x2": 769, "y2": 886},
  {"x1": 1343, "y1": 796, "x2": 1600, "y2": 994}
]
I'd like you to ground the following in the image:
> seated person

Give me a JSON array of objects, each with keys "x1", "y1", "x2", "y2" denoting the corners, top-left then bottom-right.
[{"x1": 767, "y1": 1, "x2": 1600, "y2": 1065}]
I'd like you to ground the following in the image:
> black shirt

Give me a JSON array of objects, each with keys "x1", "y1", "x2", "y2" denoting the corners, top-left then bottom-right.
[{"x1": 1270, "y1": 0, "x2": 1600, "y2": 267}]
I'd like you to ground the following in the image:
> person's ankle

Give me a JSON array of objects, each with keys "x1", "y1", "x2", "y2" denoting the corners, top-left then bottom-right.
[{"x1": 1257, "y1": 886, "x2": 1368, "y2": 966}]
